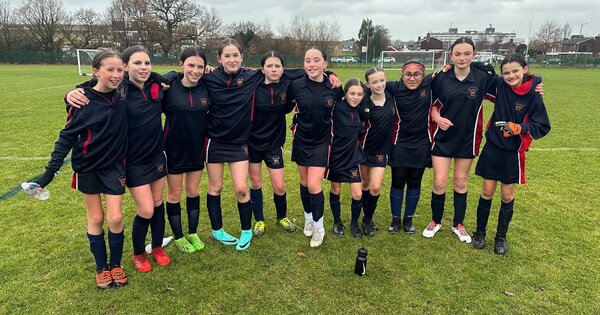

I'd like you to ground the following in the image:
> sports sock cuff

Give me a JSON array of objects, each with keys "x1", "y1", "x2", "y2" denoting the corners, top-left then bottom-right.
[{"x1": 186, "y1": 196, "x2": 200, "y2": 210}]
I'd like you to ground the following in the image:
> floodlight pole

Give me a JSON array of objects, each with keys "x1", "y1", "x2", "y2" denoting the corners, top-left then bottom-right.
[
  {"x1": 576, "y1": 22, "x2": 588, "y2": 64},
  {"x1": 525, "y1": 20, "x2": 533, "y2": 58}
]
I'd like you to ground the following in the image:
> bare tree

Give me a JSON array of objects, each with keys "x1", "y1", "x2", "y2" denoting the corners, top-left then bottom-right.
[
  {"x1": 531, "y1": 20, "x2": 562, "y2": 55},
  {"x1": 561, "y1": 22, "x2": 572, "y2": 39},
  {"x1": 107, "y1": 0, "x2": 137, "y2": 50},
  {"x1": 63, "y1": 8, "x2": 107, "y2": 49},
  {"x1": 279, "y1": 15, "x2": 340, "y2": 55},
  {"x1": 0, "y1": 1, "x2": 22, "y2": 50},
  {"x1": 224, "y1": 19, "x2": 272, "y2": 53},
  {"x1": 17, "y1": 0, "x2": 69, "y2": 51},
  {"x1": 147, "y1": 0, "x2": 221, "y2": 55}
]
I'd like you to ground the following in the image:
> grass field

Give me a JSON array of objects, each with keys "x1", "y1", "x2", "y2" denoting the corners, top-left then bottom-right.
[{"x1": 0, "y1": 64, "x2": 599, "y2": 314}]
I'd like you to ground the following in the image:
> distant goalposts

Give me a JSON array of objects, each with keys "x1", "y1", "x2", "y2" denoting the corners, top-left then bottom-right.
[
  {"x1": 76, "y1": 49, "x2": 101, "y2": 76},
  {"x1": 379, "y1": 50, "x2": 447, "y2": 71}
]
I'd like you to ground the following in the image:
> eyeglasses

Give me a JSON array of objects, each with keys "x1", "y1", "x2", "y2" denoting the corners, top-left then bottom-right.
[{"x1": 403, "y1": 72, "x2": 423, "y2": 79}]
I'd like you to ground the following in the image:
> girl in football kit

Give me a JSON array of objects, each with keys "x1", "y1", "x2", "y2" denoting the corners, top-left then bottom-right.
[
  {"x1": 472, "y1": 54, "x2": 550, "y2": 255},
  {"x1": 288, "y1": 47, "x2": 345, "y2": 248},
  {"x1": 385, "y1": 61, "x2": 433, "y2": 234},
  {"x1": 356, "y1": 68, "x2": 395, "y2": 237},
  {"x1": 424, "y1": 37, "x2": 497, "y2": 243},
  {"x1": 34, "y1": 51, "x2": 129, "y2": 290},
  {"x1": 327, "y1": 79, "x2": 367, "y2": 240},
  {"x1": 248, "y1": 51, "x2": 298, "y2": 236},
  {"x1": 162, "y1": 47, "x2": 210, "y2": 254}
]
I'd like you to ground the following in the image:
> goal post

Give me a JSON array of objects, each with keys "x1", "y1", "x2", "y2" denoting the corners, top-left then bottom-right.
[
  {"x1": 378, "y1": 50, "x2": 447, "y2": 71},
  {"x1": 76, "y1": 49, "x2": 101, "y2": 76}
]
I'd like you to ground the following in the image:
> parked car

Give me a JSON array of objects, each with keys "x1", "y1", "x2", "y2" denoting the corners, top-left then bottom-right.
[
  {"x1": 525, "y1": 57, "x2": 536, "y2": 64},
  {"x1": 542, "y1": 58, "x2": 561, "y2": 66},
  {"x1": 339, "y1": 56, "x2": 358, "y2": 63},
  {"x1": 383, "y1": 57, "x2": 396, "y2": 63},
  {"x1": 330, "y1": 56, "x2": 342, "y2": 62}
]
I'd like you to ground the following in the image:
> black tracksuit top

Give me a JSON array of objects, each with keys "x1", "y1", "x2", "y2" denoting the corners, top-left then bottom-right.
[
  {"x1": 387, "y1": 75, "x2": 432, "y2": 147},
  {"x1": 329, "y1": 99, "x2": 365, "y2": 169},
  {"x1": 358, "y1": 90, "x2": 395, "y2": 155},
  {"x1": 45, "y1": 84, "x2": 128, "y2": 174},
  {"x1": 126, "y1": 79, "x2": 164, "y2": 165},
  {"x1": 288, "y1": 75, "x2": 344, "y2": 146},
  {"x1": 249, "y1": 79, "x2": 294, "y2": 151}
]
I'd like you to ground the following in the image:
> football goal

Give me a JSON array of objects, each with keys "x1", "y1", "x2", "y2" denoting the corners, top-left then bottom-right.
[
  {"x1": 76, "y1": 49, "x2": 102, "y2": 76},
  {"x1": 378, "y1": 50, "x2": 447, "y2": 71}
]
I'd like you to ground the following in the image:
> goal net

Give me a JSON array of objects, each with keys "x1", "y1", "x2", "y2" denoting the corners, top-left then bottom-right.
[
  {"x1": 378, "y1": 50, "x2": 447, "y2": 71},
  {"x1": 76, "y1": 49, "x2": 102, "y2": 76},
  {"x1": 472, "y1": 52, "x2": 493, "y2": 64}
]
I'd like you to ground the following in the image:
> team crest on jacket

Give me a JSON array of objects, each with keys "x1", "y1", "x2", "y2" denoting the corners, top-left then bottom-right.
[
  {"x1": 200, "y1": 97, "x2": 208, "y2": 106},
  {"x1": 236, "y1": 78, "x2": 244, "y2": 86},
  {"x1": 242, "y1": 145, "x2": 248, "y2": 155},
  {"x1": 515, "y1": 102, "x2": 524, "y2": 111},
  {"x1": 326, "y1": 97, "x2": 335, "y2": 107},
  {"x1": 272, "y1": 155, "x2": 281, "y2": 165},
  {"x1": 118, "y1": 176, "x2": 126, "y2": 187},
  {"x1": 376, "y1": 154, "x2": 385, "y2": 162},
  {"x1": 118, "y1": 87, "x2": 126, "y2": 99},
  {"x1": 419, "y1": 89, "x2": 427, "y2": 98},
  {"x1": 467, "y1": 87, "x2": 478, "y2": 98},
  {"x1": 156, "y1": 163, "x2": 164, "y2": 173},
  {"x1": 350, "y1": 168, "x2": 359, "y2": 178},
  {"x1": 280, "y1": 93, "x2": 287, "y2": 102}
]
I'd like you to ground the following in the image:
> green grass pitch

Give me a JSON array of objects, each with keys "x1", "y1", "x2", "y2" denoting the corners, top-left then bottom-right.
[{"x1": 0, "y1": 64, "x2": 599, "y2": 313}]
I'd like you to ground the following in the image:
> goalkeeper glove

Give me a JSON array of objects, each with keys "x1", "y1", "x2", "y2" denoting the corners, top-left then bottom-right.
[{"x1": 496, "y1": 121, "x2": 521, "y2": 137}]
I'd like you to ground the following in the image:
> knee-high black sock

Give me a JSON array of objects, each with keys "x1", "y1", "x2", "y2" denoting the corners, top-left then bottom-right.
[
  {"x1": 250, "y1": 188, "x2": 264, "y2": 221},
  {"x1": 363, "y1": 193, "x2": 379, "y2": 223},
  {"x1": 361, "y1": 189, "x2": 370, "y2": 212},
  {"x1": 108, "y1": 229, "x2": 124, "y2": 268},
  {"x1": 300, "y1": 184, "x2": 311, "y2": 214},
  {"x1": 274, "y1": 192, "x2": 287, "y2": 220},
  {"x1": 351, "y1": 198, "x2": 362, "y2": 224},
  {"x1": 132, "y1": 215, "x2": 151, "y2": 255},
  {"x1": 186, "y1": 196, "x2": 200, "y2": 234},
  {"x1": 310, "y1": 191, "x2": 324, "y2": 222},
  {"x1": 496, "y1": 199, "x2": 514, "y2": 239},
  {"x1": 206, "y1": 194, "x2": 223, "y2": 231},
  {"x1": 87, "y1": 231, "x2": 108, "y2": 271},
  {"x1": 166, "y1": 201, "x2": 184, "y2": 239},
  {"x1": 150, "y1": 203, "x2": 165, "y2": 248},
  {"x1": 330, "y1": 192, "x2": 341, "y2": 224},
  {"x1": 476, "y1": 197, "x2": 492, "y2": 234},
  {"x1": 431, "y1": 192, "x2": 445, "y2": 224},
  {"x1": 238, "y1": 200, "x2": 252, "y2": 231},
  {"x1": 453, "y1": 190, "x2": 467, "y2": 226}
]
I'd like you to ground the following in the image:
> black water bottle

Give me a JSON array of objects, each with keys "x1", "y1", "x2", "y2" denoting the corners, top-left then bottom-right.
[{"x1": 354, "y1": 247, "x2": 368, "y2": 276}]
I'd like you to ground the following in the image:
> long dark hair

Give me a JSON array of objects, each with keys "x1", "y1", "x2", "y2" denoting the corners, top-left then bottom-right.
[
  {"x1": 343, "y1": 78, "x2": 364, "y2": 93},
  {"x1": 218, "y1": 38, "x2": 243, "y2": 56},
  {"x1": 364, "y1": 66, "x2": 384, "y2": 82}
]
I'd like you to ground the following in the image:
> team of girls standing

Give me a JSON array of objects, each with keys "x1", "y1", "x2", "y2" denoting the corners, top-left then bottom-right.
[
  {"x1": 327, "y1": 79, "x2": 367, "y2": 239},
  {"x1": 35, "y1": 51, "x2": 130, "y2": 289},
  {"x1": 472, "y1": 54, "x2": 550, "y2": 255},
  {"x1": 162, "y1": 47, "x2": 210, "y2": 254},
  {"x1": 385, "y1": 61, "x2": 433, "y2": 234},
  {"x1": 288, "y1": 47, "x2": 344, "y2": 247}
]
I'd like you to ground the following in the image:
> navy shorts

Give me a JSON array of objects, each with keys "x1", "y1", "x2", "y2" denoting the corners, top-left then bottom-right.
[
  {"x1": 388, "y1": 143, "x2": 432, "y2": 168},
  {"x1": 126, "y1": 153, "x2": 167, "y2": 188},
  {"x1": 291, "y1": 141, "x2": 330, "y2": 167},
  {"x1": 72, "y1": 161, "x2": 126, "y2": 195},
  {"x1": 249, "y1": 146, "x2": 285, "y2": 169},
  {"x1": 326, "y1": 165, "x2": 362, "y2": 183},
  {"x1": 475, "y1": 142, "x2": 526, "y2": 185},
  {"x1": 205, "y1": 138, "x2": 249, "y2": 164},
  {"x1": 361, "y1": 153, "x2": 388, "y2": 167}
]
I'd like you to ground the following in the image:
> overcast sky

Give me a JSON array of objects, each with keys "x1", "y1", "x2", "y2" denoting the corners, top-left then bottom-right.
[{"x1": 11, "y1": 0, "x2": 599, "y2": 41}]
